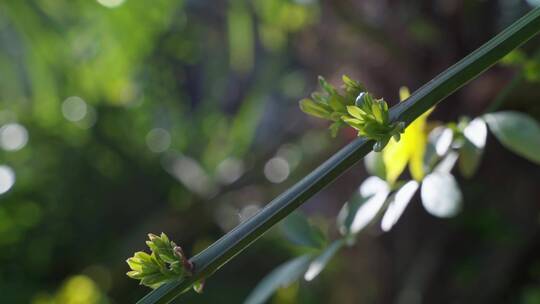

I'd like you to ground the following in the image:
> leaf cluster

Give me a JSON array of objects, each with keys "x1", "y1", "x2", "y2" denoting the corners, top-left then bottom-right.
[
  {"x1": 299, "y1": 76, "x2": 404, "y2": 151},
  {"x1": 126, "y1": 233, "x2": 193, "y2": 290}
]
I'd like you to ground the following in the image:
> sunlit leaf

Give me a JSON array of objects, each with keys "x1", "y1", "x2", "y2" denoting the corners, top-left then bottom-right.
[
  {"x1": 434, "y1": 151, "x2": 459, "y2": 174},
  {"x1": 304, "y1": 240, "x2": 345, "y2": 281},
  {"x1": 299, "y1": 99, "x2": 332, "y2": 119},
  {"x1": 349, "y1": 192, "x2": 389, "y2": 234},
  {"x1": 424, "y1": 126, "x2": 452, "y2": 173},
  {"x1": 337, "y1": 177, "x2": 390, "y2": 235},
  {"x1": 336, "y1": 196, "x2": 367, "y2": 236},
  {"x1": 244, "y1": 255, "x2": 312, "y2": 304},
  {"x1": 380, "y1": 180, "x2": 419, "y2": 231},
  {"x1": 280, "y1": 212, "x2": 326, "y2": 249},
  {"x1": 459, "y1": 118, "x2": 487, "y2": 177},
  {"x1": 359, "y1": 176, "x2": 389, "y2": 197},
  {"x1": 421, "y1": 172, "x2": 462, "y2": 218},
  {"x1": 464, "y1": 118, "x2": 487, "y2": 149},
  {"x1": 483, "y1": 111, "x2": 540, "y2": 164}
]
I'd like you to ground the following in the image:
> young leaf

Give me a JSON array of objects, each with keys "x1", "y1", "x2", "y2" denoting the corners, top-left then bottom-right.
[
  {"x1": 304, "y1": 239, "x2": 345, "y2": 281},
  {"x1": 299, "y1": 99, "x2": 332, "y2": 119},
  {"x1": 280, "y1": 212, "x2": 326, "y2": 249},
  {"x1": 483, "y1": 111, "x2": 540, "y2": 164},
  {"x1": 421, "y1": 172, "x2": 462, "y2": 218},
  {"x1": 380, "y1": 180, "x2": 419, "y2": 232},
  {"x1": 244, "y1": 255, "x2": 313, "y2": 304}
]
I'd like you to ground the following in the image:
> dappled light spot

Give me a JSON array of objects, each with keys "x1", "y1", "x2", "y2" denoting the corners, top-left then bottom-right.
[
  {"x1": 216, "y1": 157, "x2": 244, "y2": 184},
  {"x1": 277, "y1": 144, "x2": 302, "y2": 170},
  {"x1": 165, "y1": 154, "x2": 215, "y2": 198},
  {"x1": 62, "y1": 96, "x2": 88, "y2": 122},
  {"x1": 0, "y1": 165, "x2": 15, "y2": 195},
  {"x1": 146, "y1": 128, "x2": 171, "y2": 153},
  {"x1": 0, "y1": 123, "x2": 28, "y2": 151},
  {"x1": 264, "y1": 157, "x2": 290, "y2": 183},
  {"x1": 238, "y1": 204, "x2": 260, "y2": 223},
  {"x1": 96, "y1": 0, "x2": 126, "y2": 8}
]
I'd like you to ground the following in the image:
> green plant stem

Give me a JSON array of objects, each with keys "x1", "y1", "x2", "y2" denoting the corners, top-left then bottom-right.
[
  {"x1": 138, "y1": 7, "x2": 540, "y2": 304},
  {"x1": 485, "y1": 49, "x2": 540, "y2": 113},
  {"x1": 484, "y1": 72, "x2": 524, "y2": 113}
]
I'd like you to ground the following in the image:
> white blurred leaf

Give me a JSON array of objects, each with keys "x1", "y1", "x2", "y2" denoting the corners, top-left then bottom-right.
[
  {"x1": 359, "y1": 176, "x2": 389, "y2": 197},
  {"x1": 424, "y1": 126, "x2": 452, "y2": 172},
  {"x1": 421, "y1": 172, "x2": 462, "y2": 218},
  {"x1": 337, "y1": 196, "x2": 367, "y2": 236},
  {"x1": 484, "y1": 111, "x2": 540, "y2": 164},
  {"x1": 381, "y1": 180, "x2": 419, "y2": 231},
  {"x1": 304, "y1": 240, "x2": 344, "y2": 281},
  {"x1": 434, "y1": 151, "x2": 459, "y2": 174},
  {"x1": 349, "y1": 190, "x2": 389, "y2": 234},
  {"x1": 459, "y1": 118, "x2": 487, "y2": 178},
  {"x1": 244, "y1": 255, "x2": 312, "y2": 304},
  {"x1": 464, "y1": 118, "x2": 487, "y2": 148}
]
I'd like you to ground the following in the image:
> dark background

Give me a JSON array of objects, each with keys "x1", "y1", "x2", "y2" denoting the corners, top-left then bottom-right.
[{"x1": 1, "y1": 0, "x2": 540, "y2": 303}]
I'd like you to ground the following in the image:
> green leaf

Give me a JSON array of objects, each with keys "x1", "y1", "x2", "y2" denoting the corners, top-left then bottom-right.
[
  {"x1": 318, "y1": 76, "x2": 337, "y2": 96},
  {"x1": 328, "y1": 121, "x2": 343, "y2": 137},
  {"x1": 483, "y1": 111, "x2": 540, "y2": 164},
  {"x1": 280, "y1": 212, "x2": 326, "y2": 249},
  {"x1": 304, "y1": 239, "x2": 345, "y2": 281},
  {"x1": 329, "y1": 95, "x2": 346, "y2": 112},
  {"x1": 346, "y1": 105, "x2": 366, "y2": 119},
  {"x1": 421, "y1": 172, "x2": 462, "y2": 218},
  {"x1": 244, "y1": 255, "x2": 312, "y2": 304},
  {"x1": 336, "y1": 196, "x2": 366, "y2": 236},
  {"x1": 193, "y1": 280, "x2": 205, "y2": 294},
  {"x1": 459, "y1": 139, "x2": 483, "y2": 178},
  {"x1": 299, "y1": 99, "x2": 332, "y2": 119}
]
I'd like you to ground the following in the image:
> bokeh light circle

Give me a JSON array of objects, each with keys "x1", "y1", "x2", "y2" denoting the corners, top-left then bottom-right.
[
  {"x1": 0, "y1": 165, "x2": 15, "y2": 195},
  {"x1": 0, "y1": 123, "x2": 28, "y2": 151}
]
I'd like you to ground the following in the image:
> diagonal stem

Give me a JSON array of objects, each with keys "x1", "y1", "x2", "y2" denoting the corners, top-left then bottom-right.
[{"x1": 138, "y1": 7, "x2": 540, "y2": 304}]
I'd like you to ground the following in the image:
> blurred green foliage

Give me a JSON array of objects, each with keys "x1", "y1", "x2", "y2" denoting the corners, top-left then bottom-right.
[{"x1": 1, "y1": 0, "x2": 540, "y2": 303}]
